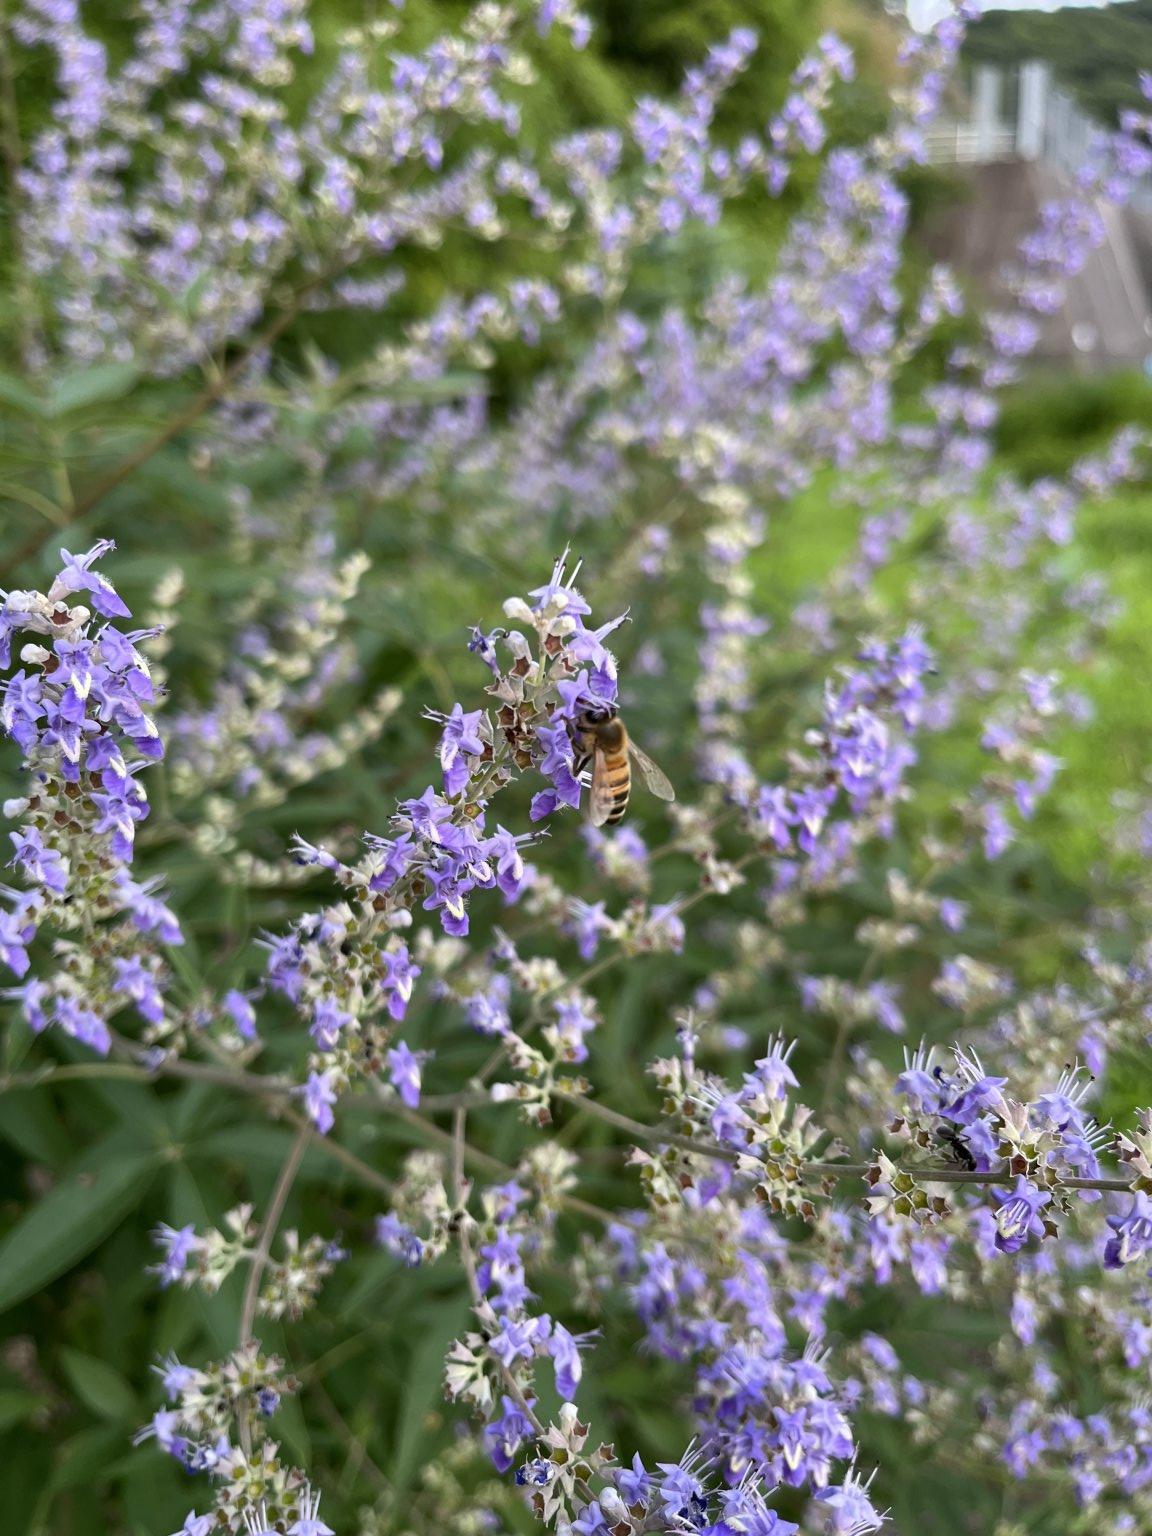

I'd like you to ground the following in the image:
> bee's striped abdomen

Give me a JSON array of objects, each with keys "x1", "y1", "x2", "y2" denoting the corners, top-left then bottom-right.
[{"x1": 601, "y1": 749, "x2": 631, "y2": 825}]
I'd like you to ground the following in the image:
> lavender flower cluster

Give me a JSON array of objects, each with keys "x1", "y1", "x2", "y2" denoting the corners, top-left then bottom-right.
[{"x1": 7, "y1": 3, "x2": 1152, "y2": 1535}]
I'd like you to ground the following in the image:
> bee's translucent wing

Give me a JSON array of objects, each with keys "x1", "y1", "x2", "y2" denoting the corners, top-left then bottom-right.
[
  {"x1": 628, "y1": 741, "x2": 675, "y2": 801},
  {"x1": 588, "y1": 747, "x2": 616, "y2": 826}
]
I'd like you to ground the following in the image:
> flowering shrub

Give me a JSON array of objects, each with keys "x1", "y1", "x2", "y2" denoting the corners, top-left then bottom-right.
[{"x1": 5, "y1": 3, "x2": 1152, "y2": 1534}]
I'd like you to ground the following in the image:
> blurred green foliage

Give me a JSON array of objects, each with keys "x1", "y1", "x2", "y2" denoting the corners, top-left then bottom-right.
[{"x1": 995, "y1": 368, "x2": 1152, "y2": 481}]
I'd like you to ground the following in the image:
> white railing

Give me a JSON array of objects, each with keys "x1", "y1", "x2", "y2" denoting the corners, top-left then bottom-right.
[
  {"x1": 925, "y1": 124, "x2": 1016, "y2": 165},
  {"x1": 927, "y1": 62, "x2": 1110, "y2": 175}
]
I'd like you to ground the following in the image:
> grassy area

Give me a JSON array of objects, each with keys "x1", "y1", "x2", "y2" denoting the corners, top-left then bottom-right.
[{"x1": 1052, "y1": 483, "x2": 1152, "y2": 871}]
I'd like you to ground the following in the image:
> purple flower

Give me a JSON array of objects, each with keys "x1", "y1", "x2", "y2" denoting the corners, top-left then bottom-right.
[
  {"x1": 1103, "y1": 1192, "x2": 1152, "y2": 1270},
  {"x1": 546, "y1": 1321, "x2": 584, "y2": 1399},
  {"x1": 9, "y1": 828, "x2": 68, "y2": 895},
  {"x1": 571, "y1": 1502, "x2": 608, "y2": 1536},
  {"x1": 644, "y1": 901, "x2": 685, "y2": 952},
  {"x1": 302, "y1": 1069, "x2": 338, "y2": 1134},
  {"x1": 434, "y1": 703, "x2": 486, "y2": 797},
  {"x1": 554, "y1": 671, "x2": 609, "y2": 723},
  {"x1": 151, "y1": 1223, "x2": 199, "y2": 1286},
  {"x1": 152, "y1": 1352, "x2": 199, "y2": 1400},
  {"x1": 484, "y1": 1394, "x2": 537, "y2": 1473},
  {"x1": 111, "y1": 955, "x2": 165, "y2": 1025},
  {"x1": 535, "y1": 722, "x2": 583, "y2": 809},
  {"x1": 288, "y1": 1491, "x2": 334, "y2": 1536},
  {"x1": 367, "y1": 833, "x2": 415, "y2": 891},
  {"x1": 488, "y1": 1318, "x2": 540, "y2": 1368},
  {"x1": 813, "y1": 1470, "x2": 886, "y2": 1535},
  {"x1": 385, "y1": 1040, "x2": 425, "y2": 1107},
  {"x1": 1, "y1": 670, "x2": 44, "y2": 750},
  {"x1": 615, "y1": 1452, "x2": 654, "y2": 1506},
  {"x1": 895, "y1": 1046, "x2": 946, "y2": 1114},
  {"x1": 55, "y1": 995, "x2": 110, "y2": 1055},
  {"x1": 310, "y1": 996, "x2": 352, "y2": 1051},
  {"x1": 49, "y1": 539, "x2": 131, "y2": 619},
  {"x1": 168, "y1": 1513, "x2": 215, "y2": 1536},
  {"x1": 754, "y1": 784, "x2": 794, "y2": 849},
  {"x1": 421, "y1": 865, "x2": 470, "y2": 936},
  {"x1": 744, "y1": 1036, "x2": 799, "y2": 1102},
  {"x1": 484, "y1": 826, "x2": 530, "y2": 900},
  {"x1": 994, "y1": 1177, "x2": 1052, "y2": 1255},
  {"x1": 944, "y1": 1057, "x2": 1008, "y2": 1126},
  {"x1": 399, "y1": 786, "x2": 455, "y2": 843},
  {"x1": 566, "y1": 898, "x2": 610, "y2": 959},
  {"x1": 0, "y1": 909, "x2": 36, "y2": 977},
  {"x1": 381, "y1": 942, "x2": 421, "y2": 1019},
  {"x1": 552, "y1": 996, "x2": 597, "y2": 1063},
  {"x1": 938, "y1": 897, "x2": 967, "y2": 932},
  {"x1": 655, "y1": 1453, "x2": 706, "y2": 1520},
  {"x1": 791, "y1": 784, "x2": 834, "y2": 845},
  {"x1": 376, "y1": 1214, "x2": 424, "y2": 1267},
  {"x1": 222, "y1": 989, "x2": 258, "y2": 1040},
  {"x1": 529, "y1": 553, "x2": 592, "y2": 618},
  {"x1": 868, "y1": 980, "x2": 904, "y2": 1034}
]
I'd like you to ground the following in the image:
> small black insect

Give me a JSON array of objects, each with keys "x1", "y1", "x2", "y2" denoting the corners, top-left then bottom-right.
[{"x1": 936, "y1": 1126, "x2": 977, "y2": 1172}]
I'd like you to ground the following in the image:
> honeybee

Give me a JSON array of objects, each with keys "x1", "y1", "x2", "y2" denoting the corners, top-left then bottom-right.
[{"x1": 571, "y1": 704, "x2": 675, "y2": 827}]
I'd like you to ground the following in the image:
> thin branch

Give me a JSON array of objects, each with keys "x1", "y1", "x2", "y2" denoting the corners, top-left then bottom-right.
[
  {"x1": 10, "y1": 1052, "x2": 1128, "y2": 1200},
  {"x1": 557, "y1": 1091, "x2": 1135, "y2": 1194},
  {"x1": 805, "y1": 1161, "x2": 1134, "y2": 1194},
  {"x1": 1, "y1": 1051, "x2": 613, "y2": 1218},
  {"x1": 451, "y1": 1104, "x2": 468, "y2": 1202},
  {"x1": 237, "y1": 1123, "x2": 310, "y2": 1450}
]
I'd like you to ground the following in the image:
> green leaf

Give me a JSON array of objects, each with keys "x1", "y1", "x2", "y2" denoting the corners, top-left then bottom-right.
[
  {"x1": 54, "y1": 1035, "x2": 166, "y2": 1137},
  {"x1": 170, "y1": 1080, "x2": 228, "y2": 1140},
  {"x1": 0, "y1": 480, "x2": 65, "y2": 524},
  {"x1": 0, "y1": 371, "x2": 46, "y2": 417},
  {"x1": 272, "y1": 1376, "x2": 311, "y2": 1466},
  {"x1": 179, "y1": 270, "x2": 212, "y2": 317},
  {"x1": 340, "y1": 1249, "x2": 409, "y2": 1319},
  {"x1": 195, "y1": 1124, "x2": 304, "y2": 1169},
  {"x1": 390, "y1": 1296, "x2": 471, "y2": 1496},
  {"x1": 2, "y1": 1022, "x2": 35, "y2": 1075},
  {"x1": 380, "y1": 370, "x2": 486, "y2": 403},
  {"x1": 48, "y1": 363, "x2": 141, "y2": 418},
  {"x1": 0, "y1": 1091, "x2": 72, "y2": 1168},
  {"x1": 162, "y1": 1163, "x2": 235, "y2": 1354},
  {"x1": 0, "y1": 1388, "x2": 43, "y2": 1432},
  {"x1": 59, "y1": 1349, "x2": 137, "y2": 1421},
  {"x1": 48, "y1": 1423, "x2": 126, "y2": 1493},
  {"x1": 0, "y1": 1138, "x2": 158, "y2": 1315}
]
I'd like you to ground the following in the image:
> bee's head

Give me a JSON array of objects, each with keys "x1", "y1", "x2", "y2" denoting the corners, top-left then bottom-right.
[{"x1": 574, "y1": 702, "x2": 618, "y2": 731}]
